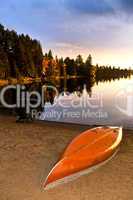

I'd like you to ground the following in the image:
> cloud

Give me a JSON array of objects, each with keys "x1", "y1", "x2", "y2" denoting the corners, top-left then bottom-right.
[
  {"x1": 119, "y1": 0, "x2": 133, "y2": 12},
  {"x1": 65, "y1": 0, "x2": 115, "y2": 15},
  {"x1": 31, "y1": 1, "x2": 49, "y2": 10},
  {"x1": 1, "y1": 0, "x2": 133, "y2": 68}
]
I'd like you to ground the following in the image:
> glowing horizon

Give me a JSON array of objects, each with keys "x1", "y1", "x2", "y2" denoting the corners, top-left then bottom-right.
[{"x1": 45, "y1": 45, "x2": 133, "y2": 68}]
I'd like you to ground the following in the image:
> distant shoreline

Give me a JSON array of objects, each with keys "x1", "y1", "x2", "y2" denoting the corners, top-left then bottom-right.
[{"x1": 0, "y1": 77, "x2": 41, "y2": 86}]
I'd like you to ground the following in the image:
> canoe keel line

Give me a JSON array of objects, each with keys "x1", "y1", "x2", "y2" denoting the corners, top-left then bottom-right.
[{"x1": 44, "y1": 126, "x2": 122, "y2": 190}]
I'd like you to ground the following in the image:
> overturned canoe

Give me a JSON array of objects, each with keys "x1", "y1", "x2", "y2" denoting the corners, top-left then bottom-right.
[{"x1": 44, "y1": 126, "x2": 122, "y2": 189}]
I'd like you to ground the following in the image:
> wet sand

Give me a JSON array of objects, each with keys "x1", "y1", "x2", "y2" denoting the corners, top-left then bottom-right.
[{"x1": 0, "y1": 115, "x2": 133, "y2": 200}]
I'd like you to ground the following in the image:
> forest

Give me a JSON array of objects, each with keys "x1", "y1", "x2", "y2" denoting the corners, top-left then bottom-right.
[
  {"x1": 0, "y1": 24, "x2": 43, "y2": 79},
  {"x1": 0, "y1": 23, "x2": 133, "y2": 82},
  {"x1": 43, "y1": 51, "x2": 133, "y2": 83}
]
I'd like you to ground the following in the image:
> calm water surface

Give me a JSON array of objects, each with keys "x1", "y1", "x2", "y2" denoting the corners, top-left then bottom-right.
[{"x1": 41, "y1": 77, "x2": 133, "y2": 129}]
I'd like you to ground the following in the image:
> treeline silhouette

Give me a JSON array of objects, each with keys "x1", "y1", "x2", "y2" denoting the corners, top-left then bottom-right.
[
  {"x1": 0, "y1": 23, "x2": 132, "y2": 83},
  {"x1": 43, "y1": 52, "x2": 94, "y2": 76},
  {"x1": 0, "y1": 24, "x2": 43, "y2": 78},
  {"x1": 95, "y1": 65, "x2": 132, "y2": 83},
  {"x1": 43, "y1": 51, "x2": 133, "y2": 83}
]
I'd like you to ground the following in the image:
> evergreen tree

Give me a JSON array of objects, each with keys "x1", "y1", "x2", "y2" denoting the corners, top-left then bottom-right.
[
  {"x1": 47, "y1": 50, "x2": 53, "y2": 59},
  {"x1": 0, "y1": 23, "x2": 43, "y2": 78}
]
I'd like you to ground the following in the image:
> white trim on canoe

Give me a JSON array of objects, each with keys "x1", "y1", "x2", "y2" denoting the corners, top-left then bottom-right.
[
  {"x1": 44, "y1": 149, "x2": 119, "y2": 190},
  {"x1": 43, "y1": 126, "x2": 122, "y2": 190}
]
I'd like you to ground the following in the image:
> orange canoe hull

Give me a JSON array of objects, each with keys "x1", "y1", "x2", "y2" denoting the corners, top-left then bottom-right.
[{"x1": 44, "y1": 127, "x2": 122, "y2": 189}]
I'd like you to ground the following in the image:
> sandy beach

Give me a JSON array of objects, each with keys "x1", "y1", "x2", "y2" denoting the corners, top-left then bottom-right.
[{"x1": 0, "y1": 115, "x2": 133, "y2": 200}]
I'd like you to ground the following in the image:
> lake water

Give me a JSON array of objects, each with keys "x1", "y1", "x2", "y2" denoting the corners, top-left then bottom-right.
[{"x1": 41, "y1": 77, "x2": 133, "y2": 129}]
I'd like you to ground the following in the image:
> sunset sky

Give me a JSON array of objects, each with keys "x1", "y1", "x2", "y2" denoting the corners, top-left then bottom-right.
[{"x1": 0, "y1": 0, "x2": 133, "y2": 68}]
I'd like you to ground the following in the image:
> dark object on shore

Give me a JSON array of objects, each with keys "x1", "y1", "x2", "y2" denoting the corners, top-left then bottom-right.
[
  {"x1": 15, "y1": 84, "x2": 33, "y2": 123},
  {"x1": 16, "y1": 108, "x2": 33, "y2": 123},
  {"x1": 15, "y1": 83, "x2": 44, "y2": 123}
]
